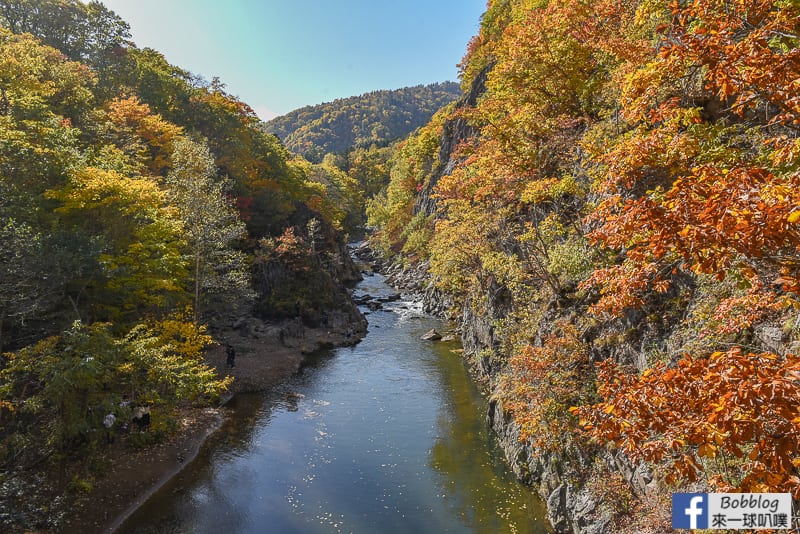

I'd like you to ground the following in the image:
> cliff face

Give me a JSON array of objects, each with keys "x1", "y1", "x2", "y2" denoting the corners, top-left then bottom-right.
[
  {"x1": 413, "y1": 66, "x2": 490, "y2": 219},
  {"x1": 252, "y1": 202, "x2": 366, "y2": 335},
  {"x1": 404, "y1": 64, "x2": 617, "y2": 534},
  {"x1": 377, "y1": 1, "x2": 800, "y2": 531}
]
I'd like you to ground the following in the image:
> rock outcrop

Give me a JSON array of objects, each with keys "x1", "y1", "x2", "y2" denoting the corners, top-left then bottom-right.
[
  {"x1": 250, "y1": 203, "x2": 367, "y2": 337},
  {"x1": 368, "y1": 61, "x2": 618, "y2": 534},
  {"x1": 414, "y1": 65, "x2": 490, "y2": 219}
]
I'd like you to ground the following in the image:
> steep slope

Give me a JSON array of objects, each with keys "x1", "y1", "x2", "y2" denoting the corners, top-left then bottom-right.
[
  {"x1": 264, "y1": 82, "x2": 461, "y2": 162},
  {"x1": 0, "y1": 4, "x2": 368, "y2": 530},
  {"x1": 372, "y1": 1, "x2": 800, "y2": 532}
]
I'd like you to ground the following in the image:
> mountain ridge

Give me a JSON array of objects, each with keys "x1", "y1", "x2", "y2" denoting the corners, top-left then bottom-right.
[{"x1": 264, "y1": 82, "x2": 461, "y2": 162}]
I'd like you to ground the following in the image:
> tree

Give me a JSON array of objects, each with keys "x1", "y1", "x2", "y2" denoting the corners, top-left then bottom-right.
[
  {"x1": 103, "y1": 96, "x2": 183, "y2": 175},
  {"x1": 0, "y1": 0, "x2": 130, "y2": 64},
  {"x1": 573, "y1": 349, "x2": 800, "y2": 496},
  {"x1": 290, "y1": 156, "x2": 363, "y2": 234},
  {"x1": 575, "y1": 0, "x2": 800, "y2": 501},
  {"x1": 46, "y1": 166, "x2": 189, "y2": 322},
  {"x1": 0, "y1": 318, "x2": 230, "y2": 456},
  {"x1": 165, "y1": 137, "x2": 251, "y2": 322},
  {"x1": 0, "y1": 218, "x2": 48, "y2": 353}
]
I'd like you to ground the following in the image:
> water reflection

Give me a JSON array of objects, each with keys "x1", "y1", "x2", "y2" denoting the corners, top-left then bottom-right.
[
  {"x1": 118, "y1": 274, "x2": 549, "y2": 534},
  {"x1": 428, "y1": 342, "x2": 550, "y2": 533}
]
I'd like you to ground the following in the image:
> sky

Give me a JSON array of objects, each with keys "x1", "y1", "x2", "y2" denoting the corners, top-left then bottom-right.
[{"x1": 100, "y1": 1, "x2": 487, "y2": 121}]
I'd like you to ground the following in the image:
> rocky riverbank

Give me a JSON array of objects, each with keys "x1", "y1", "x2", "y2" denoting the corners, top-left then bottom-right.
[
  {"x1": 351, "y1": 243, "x2": 453, "y2": 318},
  {"x1": 358, "y1": 243, "x2": 620, "y2": 534},
  {"x1": 2, "y1": 310, "x2": 367, "y2": 534}
]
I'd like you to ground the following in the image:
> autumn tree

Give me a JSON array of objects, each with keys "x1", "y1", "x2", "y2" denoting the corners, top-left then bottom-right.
[
  {"x1": 264, "y1": 82, "x2": 461, "y2": 162},
  {"x1": 0, "y1": 318, "x2": 230, "y2": 457},
  {"x1": 0, "y1": 0, "x2": 130, "y2": 64},
  {"x1": 0, "y1": 26, "x2": 97, "y2": 346},
  {"x1": 576, "y1": 0, "x2": 800, "y2": 498},
  {"x1": 165, "y1": 137, "x2": 251, "y2": 322},
  {"x1": 290, "y1": 155, "x2": 363, "y2": 234},
  {"x1": 46, "y1": 166, "x2": 189, "y2": 322},
  {"x1": 0, "y1": 217, "x2": 48, "y2": 353},
  {"x1": 574, "y1": 349, "x2": 800, "y2": 496},
  {"x1": 582, "y1": 0, "x2": 800, "y2": 316},
  {"x1": 0, "y1": 7, "x2": 374, "y2": 525},
  {"x1": 103, "y1": 96, "x2": 183, "y2": 175},
  {"x1": 366, "y1": 108, "x2": 448, "y2": 256}
]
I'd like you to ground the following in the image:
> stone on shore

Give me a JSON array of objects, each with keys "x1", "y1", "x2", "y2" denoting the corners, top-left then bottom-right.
[{"x1": 421, "y1": 329, "x2": 442, "y2": 341}]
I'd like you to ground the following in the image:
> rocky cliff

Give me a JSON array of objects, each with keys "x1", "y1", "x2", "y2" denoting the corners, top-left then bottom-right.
[
  {"x1": 389, "y1": 65, "x2": 620, "y2": 534},
  {"x1": 413, "y1": 66, "x2": 490, "y2": 219}
]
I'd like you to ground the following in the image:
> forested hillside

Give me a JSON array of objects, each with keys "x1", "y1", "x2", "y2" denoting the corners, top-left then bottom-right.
[
  {"x1": 263, "y1": 82, "x2": 461, "y2": 162},
  {"x1": 0, "y1": 2, "x2": 366, "y2": 528},
  {"x1": 4, "y1": 0, "x2": 800, "y2": 531},
  {"x1": 371, "y1": 0, "x2": 800, "y2": 531}
]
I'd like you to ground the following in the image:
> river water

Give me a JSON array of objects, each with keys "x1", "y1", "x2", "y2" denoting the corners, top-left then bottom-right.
[{"x1": 118, "y1": 274, "x2": 550, "y2": 533}]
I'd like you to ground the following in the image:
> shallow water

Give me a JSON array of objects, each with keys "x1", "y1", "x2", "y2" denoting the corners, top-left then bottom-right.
[{"x1": 118, "y1": 274, "x2": 550, "y2": 534}]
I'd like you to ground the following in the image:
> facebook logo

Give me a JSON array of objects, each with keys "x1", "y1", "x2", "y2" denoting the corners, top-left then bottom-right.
[
  {"x1": 672, "y1": 492, "x2": 792, "y2": 530},
  {"x1": 673, "y1": 493, "x2": 708, "y2": 529}
]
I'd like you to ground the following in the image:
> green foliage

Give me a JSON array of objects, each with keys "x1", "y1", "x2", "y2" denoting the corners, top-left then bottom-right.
[
  {"x1": 400, "y1": 212, "x2": 434, "y2": 258},
  {"x1": 0, "y1": 319, "x2": 229, "y2": 461},
  {"x1": 545, "y1": 235, "x2": 594, "y2": 285},
  {"x1": 253, "y1": 227, "x2": 345, "y2": 323},
  {"x1": 289, "y1": 156, "x2": 364, "y2": 234},
  {"x1": 0, "y1": 218, "x2": 49, "y2": 351},
  {"x1": 0, "y1": 0, "x2": 130, "y2": 64},
  {"x1": 46, "y1": 166, "x2": 190, "y2": 322},
  {"x1": 367, "y1": 109, "x2": 447, "y2": 253},
  {"x1": 0, "y1": 1, "x2": 369, "y2": 491},
  {"x1": 165, "y1": 137, "x2": 252, "y2": 321},
  {"x1": 264, "y1": 82, "x2": 461, "y2": 162},
  {"x1": 345, "y1": 145, "x2": 392, "y2": 201}
]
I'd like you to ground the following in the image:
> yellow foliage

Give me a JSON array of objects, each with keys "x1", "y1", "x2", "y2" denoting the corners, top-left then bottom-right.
[{"x1": 151, "y1": 309, "x2": 212, "y2": 359}]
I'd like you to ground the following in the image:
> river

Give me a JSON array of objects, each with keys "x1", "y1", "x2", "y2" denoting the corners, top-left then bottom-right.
[{"x1": 118, "y1": 273, "x2": 550, "y2": 533}]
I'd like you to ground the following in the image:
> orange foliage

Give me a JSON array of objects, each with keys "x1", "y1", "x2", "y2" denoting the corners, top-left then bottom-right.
[
  {"x1": 582, "y1": 0, "x2": 800, "y2": 317},
  {"x1": 501, "y1": 322, "x2": 595, "y2": 456},
  {"x1": 256, "y1": 227, "x2": 311, "y2": 272},
  {"x1": 105, "y1": 96, "x2": 183, "y2": 174},
  {"x1": 577, "y1": 0, "x2": 800, "y2": 498},
  {"x1": 663, "y1": 0, "x2": 800, "y2": 127},
  {"x1": 573, "y1": 348, "x2": 800, "y2": 495}
]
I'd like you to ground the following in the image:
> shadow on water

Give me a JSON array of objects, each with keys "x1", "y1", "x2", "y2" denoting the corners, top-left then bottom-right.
[
  {"x1": 118, "y1": 274, "x2": 550, "y2": 534},
  {"x1": 428, "y1": 340, "x2": 550, "y2": 533}
]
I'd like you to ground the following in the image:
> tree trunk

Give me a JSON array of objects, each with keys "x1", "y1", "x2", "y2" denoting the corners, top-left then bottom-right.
[
  {"x1": 0, "y1": 87, "x2": 9, "y2": 117},
  {"x1": 194, "y1": 245, "x2": 201, "y2": 324}
]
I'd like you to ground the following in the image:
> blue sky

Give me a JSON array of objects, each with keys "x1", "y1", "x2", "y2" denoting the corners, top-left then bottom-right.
[{"x1": 100, "y1": 1, "x2": 487, "y2": 120}]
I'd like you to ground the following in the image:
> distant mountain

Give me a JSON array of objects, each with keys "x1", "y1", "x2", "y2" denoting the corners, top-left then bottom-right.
[{"x1": 264, "y1": 82, "x2": 462, "y2": 162}]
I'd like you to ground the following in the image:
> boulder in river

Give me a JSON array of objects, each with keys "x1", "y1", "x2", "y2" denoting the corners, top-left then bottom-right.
[
  {"x1": 420, "y1": 329, "x2": 442, "y2": 341},
  {"x1": 353, "y1": 294, "x2": 373, "y2": 305}
]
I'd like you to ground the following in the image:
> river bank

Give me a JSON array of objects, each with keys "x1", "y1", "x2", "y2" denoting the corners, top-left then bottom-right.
[
  {"x1": 7, "y1": 319, "x2": 365, "y2": 534},
  {"x1": 114, "y1": 270, "x2": 550, "y2": 534}
]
